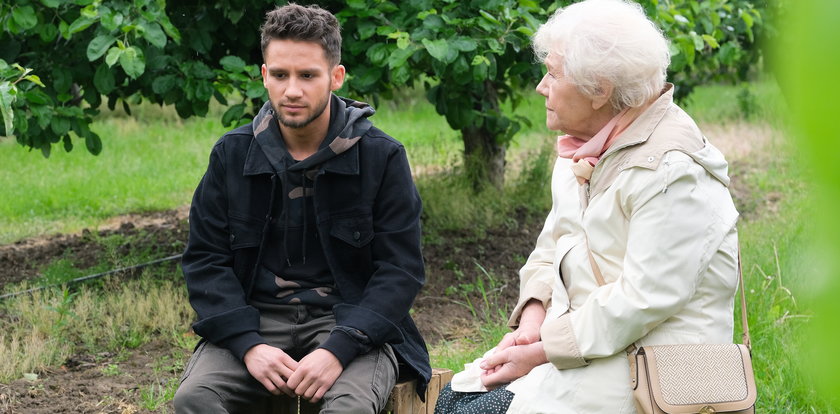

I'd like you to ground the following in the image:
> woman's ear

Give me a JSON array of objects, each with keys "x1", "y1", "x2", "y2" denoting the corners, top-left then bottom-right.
[{"x1": 591, "y1": 82, "x2": 614, "y2": 111}]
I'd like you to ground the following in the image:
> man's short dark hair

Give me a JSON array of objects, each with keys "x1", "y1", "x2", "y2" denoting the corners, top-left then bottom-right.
[{"x1": 260, "y1": 3, "x2": 342, "y2": 67}]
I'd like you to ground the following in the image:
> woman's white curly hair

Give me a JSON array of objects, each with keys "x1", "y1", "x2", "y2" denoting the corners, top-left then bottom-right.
[{"x1": 532, "y1": 0, "x2": 671, "y2": 111}]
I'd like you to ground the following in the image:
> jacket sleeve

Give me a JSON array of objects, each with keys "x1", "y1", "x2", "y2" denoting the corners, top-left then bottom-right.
[
  {"x1": 319, "y1": 144, "x2": 424, "y2": 367},
  {"x1": 182, "y1": 142, "x2": 265, "y2": 360},
  {"x1": 540, "y1": 153, "x2": 737, "y2": 369},
  {"x1": 508, "y1": 158, "x2": 570, "y2": 328}
]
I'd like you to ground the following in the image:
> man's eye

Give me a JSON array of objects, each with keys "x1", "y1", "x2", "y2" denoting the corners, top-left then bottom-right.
[
  {"x1": 274, "y1": 73, "x2": 286, "y2": 79},
  {"x1": 301, "y1": 73, "x2": 313, "y2": 79}
]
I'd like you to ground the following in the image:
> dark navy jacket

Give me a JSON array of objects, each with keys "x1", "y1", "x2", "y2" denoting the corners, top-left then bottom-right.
[{"x1": 182, "y1": 96, "x2": 431, "y2": 395}]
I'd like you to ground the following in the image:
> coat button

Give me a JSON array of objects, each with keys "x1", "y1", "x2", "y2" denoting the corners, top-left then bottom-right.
[
  {"x1": 647, "y1": 156, "x2": 655, "y2": 162},
  {"x1": 353, "y1": 231, "x2": 361, "y2": 240}
]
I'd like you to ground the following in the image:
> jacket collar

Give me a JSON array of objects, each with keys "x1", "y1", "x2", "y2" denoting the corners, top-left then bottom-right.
[
  {"x1": 242, "y1": 96, "x2": 361, "y2": 177},
  {"x1": 598, "y1": 83, "x2": 674, "y2": 162}
]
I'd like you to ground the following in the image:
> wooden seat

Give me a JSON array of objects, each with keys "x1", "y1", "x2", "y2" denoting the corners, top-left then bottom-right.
[{"x1": 270, "y1": 368, "x2": 454, "y2": 414}]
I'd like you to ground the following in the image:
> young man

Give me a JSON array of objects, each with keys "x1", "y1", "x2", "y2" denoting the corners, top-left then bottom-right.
[{"x1": 174, "y1": 4, "x2": 430, "y2": 413}]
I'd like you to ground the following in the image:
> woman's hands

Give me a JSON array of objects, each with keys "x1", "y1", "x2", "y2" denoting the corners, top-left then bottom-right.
[
  {"x1": 480, "y1": 341, "x2": 549, "y2": 389},
  {"x1": 480, "y1": 299, "x2": 549, "y2": 388},
  {"x1": 497, "y1": 299, "x2": 546, "y2": 352}
]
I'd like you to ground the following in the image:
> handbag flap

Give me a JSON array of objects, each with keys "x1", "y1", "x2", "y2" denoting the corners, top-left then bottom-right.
[{"x1": 642, "y1": 344, "x2": 757, "y2": 413}]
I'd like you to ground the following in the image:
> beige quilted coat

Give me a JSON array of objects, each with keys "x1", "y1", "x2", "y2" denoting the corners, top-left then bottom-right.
[{"x1": 503, "y1": 86, "x2": 740, "y2": 413}]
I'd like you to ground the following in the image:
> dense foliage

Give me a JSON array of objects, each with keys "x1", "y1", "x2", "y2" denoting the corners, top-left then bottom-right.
[{"x1": 1, "y1": 0, "x2": 764, "y2": 185}]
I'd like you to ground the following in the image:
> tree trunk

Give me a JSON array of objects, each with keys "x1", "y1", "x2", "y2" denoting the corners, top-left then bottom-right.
[{"x1": 462, "y1": 126, "x2": 506, "y2": 190}]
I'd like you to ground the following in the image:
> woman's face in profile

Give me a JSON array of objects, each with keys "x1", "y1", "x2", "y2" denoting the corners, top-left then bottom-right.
[{"x1": 536, "y1": 53, "x2": 600, "y2": 139}]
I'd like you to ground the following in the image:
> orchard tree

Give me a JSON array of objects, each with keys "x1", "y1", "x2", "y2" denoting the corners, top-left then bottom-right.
[{"x1": 1, "y1": 0, "x2": 763, "y2": 187}]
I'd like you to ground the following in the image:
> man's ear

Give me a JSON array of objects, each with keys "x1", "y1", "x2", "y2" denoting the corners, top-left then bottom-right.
[
  {"x1": 591, "y1": 81, "x2": 614, "y2": 111},
  {"x1": 261, "y1": 64, "x2": 268, "y2": 88},
  {"x1": 331, "y1": 64, "x2": 346, "y2": 91}
]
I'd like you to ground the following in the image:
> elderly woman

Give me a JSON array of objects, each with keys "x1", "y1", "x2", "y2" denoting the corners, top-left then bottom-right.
[{"x1": 434, "y1": 0, "x2": 739, "y2": 413}]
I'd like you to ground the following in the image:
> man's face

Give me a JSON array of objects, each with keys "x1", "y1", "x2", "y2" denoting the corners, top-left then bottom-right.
[{"x1": 261, "y1": 39, "x2": 345, "y2": 129}]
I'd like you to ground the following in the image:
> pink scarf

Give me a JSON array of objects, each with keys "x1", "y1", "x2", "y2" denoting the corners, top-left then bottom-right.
[{"x1": 555, "y1": 108, "x2": 632, "y2": 184}]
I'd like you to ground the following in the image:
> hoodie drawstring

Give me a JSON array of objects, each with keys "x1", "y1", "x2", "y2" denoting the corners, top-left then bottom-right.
[{"x1": 282, "y1": 170, "x2": 292, "y2": 267}]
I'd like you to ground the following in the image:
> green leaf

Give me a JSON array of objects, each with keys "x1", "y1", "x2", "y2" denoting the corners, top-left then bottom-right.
[
  {"x1": 36, "y1": 22, "x2": 58, "y2": 42},
  {"x1": 141, "y1": 22, "x2": 167, "y2": 48},
  {"x1": 190, "y1": 62, "x2": 215, "y2": 79},
  {"x1": 220, "y1": 56, "x2": 246, "y2": 73},
  {"x1": 68, "y1": 16, "x2": 95, "y2": 34},
  {"x1": 85, "y1": 131, "x2": 102, "y2": 155},
  {"x1": 119, "y1": 46, "x2": 146, "y2": 79},
  {"x1": 152, "y1": 74, "x2": 177, "y2": 94},
  {"x1": 159, "y1": 15, "x2": 181, "y2": 44},
  {"x1": 396, "y1": 33, "x2": 410, "y2": 50},
  {"x1": 347, "y1": 0, "x2": 366, "y2": 9},
  {"x1": 24, "y1": 75, "x2": 45, "y2": 87},
  {"x1": 59, "y1": 19, "x2": 70, "y2": 40},
  {"x1": 100, "y1": 6, "x2": 124, "y2": 32},
  {"x1": 452, "y1": 37, "x2": 478, "y2": 52},
  {"x1": 689, "y1": 31, "x2": 704, "y2": 51},
  {"x1": 12, "y1": 6, "x2": 38, "y2": 30},
  {"x1": 195, "y1": 81, "x2": 214, "y2": 101},
  {"x1": 479, "y1": 10, "x2": 500, "y2": 25},
  {"x1": 422, "y1": 39, "x2": 457, "y2": 64},
  {"x1": 366, "y1": 44, "x2": 389, "y2": 65},
  {"x1": 41, "y1": 0, "x2": 61, "y2": 7},
  {"x1": 701, "y1": 34, "x2": 720, "y2": 49},
  {"x1": 63, "y1": 135, "x2": 73, "y2": 152},
  {"x1": 87, "y1": 35, "x2": 116, "y2": 61},
  {"x1": 741, "y1": 10, "x2": 754, "y2": 28},
  {"x1": 245, "y1": 81, "x2": 266, "y2": 99},
  {"x1": 105, "y1": 47, "x2": 122, "y2": 67},
  {"x1": 93, "y1": 63, "x2": 115, "y2": 94},
  {"x1": 0, "y1": 82, "x2": 16, "y2": 135},
  {"x1": 24, "y1": 88, "x2": 51, "y2": 105},
  {"x1": 358, "y1": 21, "x2": 376, "y2": 40},
  {"x1": 51, "y1": 116, "x2": 70, "y2": 135},
  {"x1": 388, "y1": 47, "x2": 416, "y2": 69},
  {"x1": 221, "y1": 103, "x2": 246, "y2": 127}
]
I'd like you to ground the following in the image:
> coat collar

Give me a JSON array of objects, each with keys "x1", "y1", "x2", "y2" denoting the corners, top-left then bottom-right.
[{"x1": 598, "y1": 83, "x2": 674, "y2": 162}]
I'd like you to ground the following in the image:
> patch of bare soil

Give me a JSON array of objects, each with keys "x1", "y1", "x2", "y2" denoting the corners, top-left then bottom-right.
[{"x1": 0, "y1": 208, "x2": 542, "y2": 413}]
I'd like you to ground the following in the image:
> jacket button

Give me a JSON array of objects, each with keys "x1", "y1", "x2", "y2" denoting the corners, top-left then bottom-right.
[
  {"x1": 230, "y1": 234, "x2": 235, "y2": 242},
  {"x1": 353, "y1": 231, "x2": 361, "y2": 240}
]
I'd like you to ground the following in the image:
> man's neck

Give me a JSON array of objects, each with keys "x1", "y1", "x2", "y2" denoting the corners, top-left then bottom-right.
[{"x1": 279, "y1": 109, "x2": 331, "y2": 161}]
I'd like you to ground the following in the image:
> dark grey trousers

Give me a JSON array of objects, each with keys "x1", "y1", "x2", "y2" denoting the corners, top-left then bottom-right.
[{"x1": 174, "y1": 305, "x2": 398, "y2": 414}]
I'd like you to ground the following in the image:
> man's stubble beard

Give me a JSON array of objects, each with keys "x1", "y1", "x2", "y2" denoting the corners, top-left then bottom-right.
[{"x1": 274, "y1": 93, "x2": 330, "y2": 129}]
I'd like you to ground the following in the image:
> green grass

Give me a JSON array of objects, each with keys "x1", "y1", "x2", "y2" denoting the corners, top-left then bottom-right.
[
  {"x1": 682, "y1": 76, "x2": 788, "y2": 125},
  {"x1": 0, "y1": 115, "x2": 223, "y2": 243}
]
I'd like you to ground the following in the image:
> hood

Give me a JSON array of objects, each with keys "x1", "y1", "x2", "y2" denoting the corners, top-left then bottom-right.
[{"x1": 250, "y1": 94, "x2": 376, "y2": 173}]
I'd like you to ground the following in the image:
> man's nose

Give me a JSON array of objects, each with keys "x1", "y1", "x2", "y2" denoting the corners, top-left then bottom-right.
[{"x1": 285, "y1": 78, "x2": 303, "y2": 98}]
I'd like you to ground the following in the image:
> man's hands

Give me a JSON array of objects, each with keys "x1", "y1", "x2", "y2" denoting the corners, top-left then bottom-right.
[
  {"x1": 286, "y1": 349, "x2": 344, "y2": 403},
  {"x1": 243, "y1": 345, "x2": 343, "y2": 403},
  {"x1": 244, "y1": 344, "x2": 299, "y2": 396}
]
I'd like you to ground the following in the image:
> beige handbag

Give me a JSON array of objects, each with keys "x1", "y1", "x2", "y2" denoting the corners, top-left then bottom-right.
[{"x1": 587, "y1": 247, "x2": 757, "y2": 413}]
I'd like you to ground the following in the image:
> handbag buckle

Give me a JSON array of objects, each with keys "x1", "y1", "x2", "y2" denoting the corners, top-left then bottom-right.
[{"x1": 699, "y1": 406, "x2": 716, "y2": 414}]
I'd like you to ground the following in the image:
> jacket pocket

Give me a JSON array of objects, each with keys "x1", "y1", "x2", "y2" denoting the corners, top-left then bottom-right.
[
  {"x1": 228, "y1": 212, "x2": 264, "y2": 250},
  {"x1": 329, "y1": 214, "x2": 374, "y2": 247}
]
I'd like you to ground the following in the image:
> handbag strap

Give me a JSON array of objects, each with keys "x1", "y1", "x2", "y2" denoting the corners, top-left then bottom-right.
[{"x1": 584, "y1": 239, "x2": 751, "y2": 352}]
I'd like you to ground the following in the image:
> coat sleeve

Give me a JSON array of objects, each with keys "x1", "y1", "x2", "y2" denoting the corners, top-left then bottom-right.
[
  {"x1": 181, "y1": 142, "x2": 265, "y2": 360},
  {"x1": 540, "y1": 153, "x2": 736, "y2": 369},
  {"x1": 508, "y1": 158, "x2": 570, "y2": 328},
  {"x1": 318, "y1": 144, "x2": 426, "y2": 367}
]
